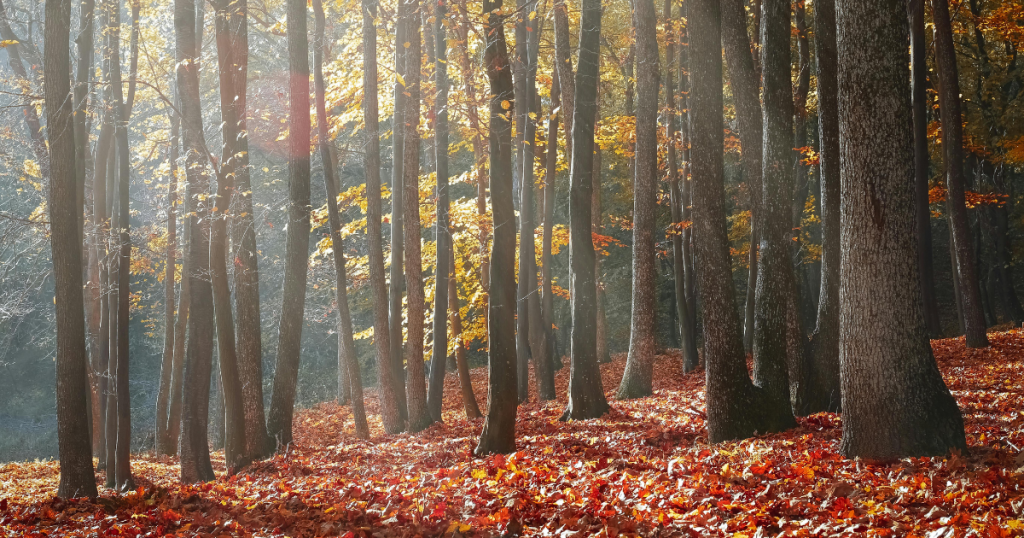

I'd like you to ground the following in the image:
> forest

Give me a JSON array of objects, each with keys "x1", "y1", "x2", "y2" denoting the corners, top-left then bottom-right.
[{"x1": 2, "y1": 0, "x2": 1024, "y2": 532}]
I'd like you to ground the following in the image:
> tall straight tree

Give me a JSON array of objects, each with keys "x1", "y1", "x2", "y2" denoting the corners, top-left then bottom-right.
[
  {"x1": 177, "y1": 0, "x2": 217, "y2": 483},
  {"x1": 689, "y1": 0, "x2": 788, "y2": 442},
  {"x1": 45, "y1": 0, "x2": 98, "y2": 498},
  {"x1": 313, "y1": 0, "x2": 369, "y2": 439},
  {"x1": 561, "y1": 0, "x2": 609, "y2": 421},
  {"x1": 615, "y1": 0, "x2": 658, "y2": 399},
  {"x1": 155, "y1": 106, "x2": 179, "y2": 453},
  {"x1": 427, "y1": 0, "x2": 452, "y2": 422},
  {"x1": 403, "y1": 0, "x2": 432, "y2": 432},
  {"x1": 789, "y1": 0, "x2": 811, "y2": 245},
  {"x1": 801, "y1": 0, "x2": 841, "y2": 414},
  {"x1": 910, "y1": 0, "x2": 941, "y2": 338},
  {"x1": 751, "y1": 0, "x2": 798, "y2": 430},
  {"x1": 720, "y1": 0, "x2": 762, "y2": 352},
  {"x1": 835, "y1": 0, "x2": 967, "y2": 458},
  {"x1": 388, "y1": 0, "x2": 409, "y2": 426},
  {"x1": 552, "y1": 0, "x2": 575, "y2": 158},
  {"x1": 931, "y1": 0, "x2": 989, "y2": 349},
  {"x1": 362, "y1": 0, "x2": 403, "y2": 434},
  {"x1": 163, "y1": 201, "x2": 190, "y2": 456},
  {"x1": 677, "y1": 6, "x2": 698, "y2": 371},
  {"x1": 537, "y1": 72, "x2": 560, "y2": 398},
  {"x1": 475, "y1": 0, "x2": 518, "y2": 454},
  {"x1": 267, "y1": 0, "x2": 314, "y2": 449}
]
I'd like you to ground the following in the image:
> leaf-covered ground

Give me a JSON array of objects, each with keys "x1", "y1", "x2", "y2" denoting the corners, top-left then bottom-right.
[{"x1": 3, "y1": 330, "x2": 1024, "y2": 537}]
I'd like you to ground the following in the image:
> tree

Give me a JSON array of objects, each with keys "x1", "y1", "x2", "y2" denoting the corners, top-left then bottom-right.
[
  {"x1": 448, "y1": 245, "x2": 483, "y2": 419},
  {"x1": 388, "y1": 0, "x2": 409, "y2": 427},
  {"x1": 552, "y1": 0, "x2": 575, "y2": 158},
  {"x1": 45, "y1": 0, "x2": 98, "y2": 498},
  {"x1": 362, "y1": 0, "x2": 403, "y2": 434},
  {"x1": 427, "y1": 0, "x2": 452, "y2": 422},
  {"x1": 801, "y1": 0, "x2": 841, "y2": 415},
  {"x1": 475, "y1": 0, "x2": 518, "y2": 455},
  {"x1": 312, "y1": 0, "x2": 369, "y2": 439},
  {"x1": 931, "y1": 0, "x2": 989, "y2": 349},
  {"x1": 561, "y1": 0, "x2": 609, "y2": 422},
  {"x1": 155, "y1": 105, "x2": 179, "y2": 455},
  {"x1": 835, "y1": 0, "x2": 967, "y2": 459},
  {"x1": 615, "y1": 0, "x2": 657, "y2": 399},
  {"x1": 537, "y1": 73, "x2": 560, "y2": 399},
  {"x1": 267, "y1": 0, "x2": 314, "y2": 449}
]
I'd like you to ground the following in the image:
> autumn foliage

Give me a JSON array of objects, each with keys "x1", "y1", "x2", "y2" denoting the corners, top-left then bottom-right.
[{"x1": 2, "y1": 330, "x2": 1023, "y2": 536}]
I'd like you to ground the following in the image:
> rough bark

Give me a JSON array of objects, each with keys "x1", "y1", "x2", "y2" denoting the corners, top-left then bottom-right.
[
  {"x1": 561, "y1": 0, "x2": 609, "y2": 422},
  {"x1": 616, "y1": 0, "x2": 657, "y2": 399},
  {"x1": 267, "y1": 0, "x2": 314, "y2": 449},
  {"x1": 46, "y1": 0, "x2": 98, "y2": 497},
  {"x1": 835, "y1": 0, "x2": 967, "y2": 459},
  {"x1": 931, "y1": 0, "x2": 989, "y2": 348}
]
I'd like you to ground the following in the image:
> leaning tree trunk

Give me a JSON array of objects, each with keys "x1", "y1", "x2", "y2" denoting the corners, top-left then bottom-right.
[
  {"x1": 46, "y1": 0, "x2": 99, "y2": 498},
  {"x1": 931, "y1": 0, "x2": 989, "y2": 348},
  {"x1": 561, "y1": 0, "x2": 609, "y2": 422},
  {"x1": 449, "y1": 245, "x2": 483, "y2": 418},
  {"x1": 835, "y1": 0, "x2": 967, "y2": 459},
  {"x1": 427, "y1": 0, "x2": 452, "y2": 422},
  {"x1": 177, "y1": 0, "x2": 217, "y2": 483},
  {"x1": 313, "y1": 0, "x2": 369, "y2": 439},
  {"x1": 475, "y1": 0, "x2": 518, "y2": 455},
  {"x1": 403, "y1": 1, "x2": 432, "y2": 433},
  {"x1": 267, "y1": 0, "x2": 314, "y2": 449},
  {"x1": 388, "y1": 0, "x2": 409, "y2": 426},
  {"x1": 361, "y1": 0, "x2": 403, "y2": 434},
  {"x1": 801, "y1": 0, "x2": 841, "y2": 415},
  {"x1": 616, "y1": 0, "x2": 658, "y2": 400}
]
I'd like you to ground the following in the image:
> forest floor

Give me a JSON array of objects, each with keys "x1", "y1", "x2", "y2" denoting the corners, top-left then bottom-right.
[{"x1": 3, "y1": 330, "x2": 1024, "y2": 537}]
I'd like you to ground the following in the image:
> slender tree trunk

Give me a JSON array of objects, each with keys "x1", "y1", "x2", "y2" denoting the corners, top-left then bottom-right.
[
  {"x1": 163, "y1": 213, "x2": 190, "y2": 456},
  {"x1": 312, "y1": 0, "x2": 369, "y2": 439},
  {"x1": 616, "y1": 0, "x2": 657, "y2": 399},
  {"x1": 362, "y1": 0, "x2": 402, "y2": 434},
  {"x1": 836, "y1": 0, "x2": 966, "y2": 458},
  {"x1": 989, "y1": 171, "x2": 1024, "y2": 323},
  {"x1": 553, "y1": 0, "x2": 575, "y2": 158},
  {"x1": 46, "y1": 0, "x2": 98, "y2": 497},
  {"x1": 177, "y1": 0, "x2": 217, "y2": 483},
  {"x1": 514, "y1": 0, "x2": 536, "y2": 403},
  {"x1": 427, "y1": 0, "x2": 452, "y2": 421},
  {"x1": 593, "y1": 145, "x2": 611, "y2": 365},
  {"x1": 104, "y1": 128, "x2": 118, "y2": 483},
  {"x1": 267, "y1": 0, "x2": 314, "y2": 448},
  {"x1": 156, "y1": 107, "x2": 179, "y2": 454},
  {"x1": 0, "y1": 0, "x2": 51, "y2": 180},
  {"x1": 475, "y1": 0, "x2": 518, "y2": 454},
  {"x1": 790, "y1": 1, "x2": 810, "y2": 247},
  {"x1": 403, "y1": 2, "x2": 432, "y2": 432},
  {"x1": 537, "y1": 74, "x2": 559, "y2": 399},
  {"x1": 909, "y1": 0, "x2": 941, "y2": 338},
  {"x1": 449, "y1": 245, "x2": 483, "y2": 418},
  {"x1": 75, "y1": 0, "x2": 97, "y2": 423},
  {"x1": 931, "y1": 0, "x2": 988, "y2": 348},
  {"x1": 389, "y1": 0, "x2": 409, "y2": 427},
  {"x1": 561, "y1": 0, "x2": 609, "y2": 422},
  {"x1": 801, "y1": 0, "x2": 841, "y2": 415},
  {"x1": 679, "y1": 8, "x2": 698, "y2": 371}
]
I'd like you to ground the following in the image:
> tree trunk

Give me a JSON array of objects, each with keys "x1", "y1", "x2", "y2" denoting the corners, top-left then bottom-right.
[
  {"x1": 801, "y1": 0, "x2": 841, "y2": 415},
  {"x1": 593, "y1": 145, "x2": 611, "y2": 365},
  {"x1": 177, "y1": 0, "x2": 217, "y2": 483},
  {"x1": 836, "y1": 0, "x2": 967, "y2": 458},
  {"x1": 909, "y1": 0, "x2": 941, "y2": 338},
  {"x1": 312, "y1": 0, "x2": 369, "y2": 439},
  {"x1": 388, "y1": 0, "x2": 409, "y2": 427},
  {"x1": 790, "y1": 1, "x2": 810, "y2": 248},
  {"x1": 427, "y1": 0, "x2": 452, "y2": 421},
  {"x1": 989, "y1": 171, "x2": 1024, "y2": 324},
  {"x1": 104, "y1": 133, "x2": 118, "y2": 483},
  {"x1": 163, "y1": 210, "x2": 191, "y2": 456},
  {"x1": 449, "y1": 245, "x2": 483, "y2": 418},
  {"x1": 403, "y1": 1, "x2": 432, "y2": 432},
  {"x1": 553, "y1": 0, "x2": 575, "y2": 158},
  {"x1": 267, "y1": 0, "x2": 314, "y2": 449},
  {"x1": 514, "y1": 0, "x2": 537, "y2": 403},
  {"x1": 561, "y1": 0, "x2": 609, "y2": 422},
  {"x1": 721, "y1": 0, "x2": 762, "y2": 353},
  {"x1": 678, "y1": 9, "x2": 698, "y2": 371},
  {"x1": 616, "y1": 0, "x2": 657, "y2": 399},
  {"x1": 46, "y1": 0, "x2": 98, "y2": 497},
  {"x1": 475, "y1": 0, "x2": 518, "y2": 454},
  {"x1": 537, "y1": 74, "x2": 559, "y2": 399},
  {"x1": 361, "y1": 0, "x2": 403, "y2": 434},
  {"x1": 156, "y1": 106, "x2": 179, "y2": 455}
]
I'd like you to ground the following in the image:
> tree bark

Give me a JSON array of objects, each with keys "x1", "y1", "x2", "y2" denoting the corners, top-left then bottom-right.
[
  {"x1": 449, "y1": 245, "x2": 483, "y2": 418},
  {"x1": 389, "y1": 0, "x2": 409, "y2": 427},
  {"x1": 163, "y1": 209, "x2": 190, "y2": 456},
  {"x1": 931, "y1": 0, "x2": 988, "y2": 348},
  {"x1": 552, "y1": 0, "x2": 575, "y2": 158},
  {"x1": 678, "y1": 7, "x2": 698, "y2": 371},
  {"x1": 836, "y1": 0, "x2": 967, "y2": 459},
  {"x1": 46, "y1": 0, "x2": 98, "y2": 497},
  {"x1": 537, "y1": 73, "x2": 559, "y2": 399},
  {"x1": 156, "y1": 106, "x2": 179, "y2": 455},
  {"x1": 789, "y1": 0, "x2": 810, "y2": 249},
  {"x1": 475, "y1": 0, "x2": 518, "y2": 454},
  {"x1": 616, "y1": 0, "x2": 657, "y2": 399},
  {"x1": 561, "y1": 0, "x2": 609, "y2": 422},
  {"x1": 361, "y1": 0, "x2": 403, "y2": 434},
  {"x1": 267, "y1": 0, "x2": 314, "y2": 449}
]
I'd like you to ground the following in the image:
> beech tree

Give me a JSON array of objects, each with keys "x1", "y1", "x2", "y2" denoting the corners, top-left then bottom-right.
[{"x1": 835, "y1": 0, "x2": 967, "y2": 459}]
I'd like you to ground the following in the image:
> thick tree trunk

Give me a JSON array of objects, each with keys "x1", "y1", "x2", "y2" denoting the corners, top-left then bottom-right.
[
  {"x1": 403, "y1": 2, "x2": 432, "y2": 432},
  {"x1": 46, "y1": 0, "x2": 98, "y2": 497},
  {"x1": 616, "y1": 0, "x2": 658, "y2": 399},
  {"x1": 156, "y1": 107, "x2": 179, "y2": 454},
  {"x1": 177, "y1": 0, "x2": 217, "y2": 483},
  {"x1": 361, "y1": 0, "x2": 402, "y2": 434},
  {"x1": 475, "y1": 0, "x2": 518, "y2": 454},
  {"x1": 312, "y1": 0, "x2": 369, "y2": 439},
  {"x1": 836, "y1": 0, "x2": 967, "y2": 459},
  {"x1": 267, "y1": 0, "x2": 314, "y2": 449},
  {"x1": 561, "y1": 0, "x2": 609, "y2": 422},
  {"x1": 428, "y1": 0, "x2": 452, "y2": 421},
  {"x1": 801, "y1": 0, "x2": 841, "y2": 415},
  {"x1": 388, "y1": 0, "x2": 409, "y2": 427}
]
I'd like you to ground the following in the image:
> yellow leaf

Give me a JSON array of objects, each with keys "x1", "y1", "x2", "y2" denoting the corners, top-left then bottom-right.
[
  {"x1": 0, "y1": 39, "x2": 18, "y2": 47},
  {"x1": 396, "y1": 73, "x2": 406, "y2": 87},
  {"x1": 471, "y1": 469, "x2": 487, "y2": 480},
  {"x1": 501, "y1": 100, "x2": 511, "y2": 110}
]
